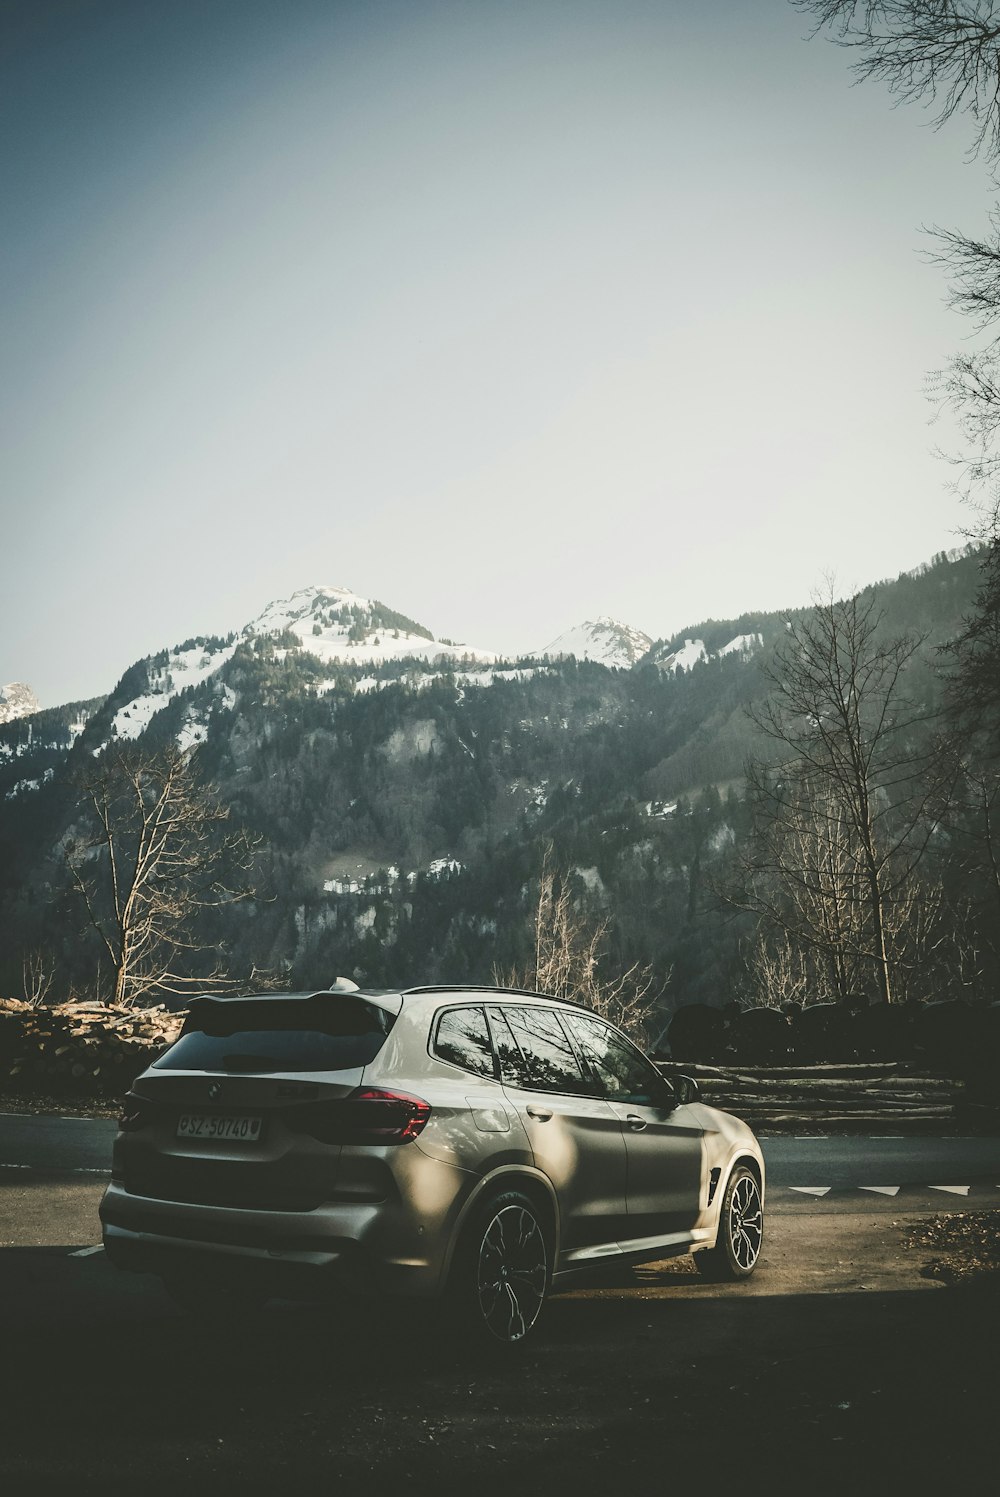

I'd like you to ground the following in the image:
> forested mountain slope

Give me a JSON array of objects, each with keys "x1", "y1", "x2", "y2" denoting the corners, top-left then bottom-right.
[{"x1": 0, "y1": 547, "x2": 986, "y2": 1028}]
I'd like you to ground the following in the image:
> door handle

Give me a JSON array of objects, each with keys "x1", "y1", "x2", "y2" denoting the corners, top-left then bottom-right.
[
  {"x1": 625, "y1": 1113, "x2": 648, "y2": 1131},
  {"x1": 525, "y1": 1105, "x2": 553, "y2": 1122}
]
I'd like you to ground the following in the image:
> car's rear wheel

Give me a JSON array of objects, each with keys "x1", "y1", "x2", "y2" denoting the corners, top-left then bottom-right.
[
  {"x1": 452, "y1": 1189, "x2": 550, "y2": 1344},
  {"x1": 695, "y1": 1164, "x2": 763, "y2": 1281}
]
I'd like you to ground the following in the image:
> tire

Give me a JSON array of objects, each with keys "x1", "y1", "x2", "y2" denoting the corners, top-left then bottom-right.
[
  {"x1": 695, "y1": 1164, "x2": 763, "y2": 1281},
  {"x1": 450, "y1": 1189, "x2": 550, "y2": 1344}
]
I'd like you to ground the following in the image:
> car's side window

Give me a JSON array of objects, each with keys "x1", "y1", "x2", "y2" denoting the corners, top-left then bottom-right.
[
  {"x1": 564, "y1": 1013, "x2": 669, "y2": 1107},
  {"x1": 492, "y1": 1006, "x2": 590, "y2": 1094},
  {"x1": 432, "y1": 1006, "x2": 497, "y2": 1079}
]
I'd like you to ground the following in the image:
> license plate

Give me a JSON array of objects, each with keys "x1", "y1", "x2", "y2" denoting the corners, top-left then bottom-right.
[{"x1": 176, "y1": 1114, "x2": 263, "y2": 1142}]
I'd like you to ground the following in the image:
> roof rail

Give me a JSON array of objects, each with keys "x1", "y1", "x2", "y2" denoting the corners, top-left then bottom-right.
[{"x1": 400, "y1": 983, "x2": 597, "y2": 1013}]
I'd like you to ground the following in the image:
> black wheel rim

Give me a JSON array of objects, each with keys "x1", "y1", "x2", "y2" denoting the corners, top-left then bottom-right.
[
  {"x1": 728, "y1": 1176, "x2": 763, "y2": 1271},
  {"x1": 476, "y1": 1204, "x2": 547, "y2": 1342}
]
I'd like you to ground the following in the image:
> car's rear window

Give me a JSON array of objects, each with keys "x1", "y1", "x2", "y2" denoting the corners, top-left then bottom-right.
[{"x1": 154, "y1": 997, "x2": 395, "y2": 1073}]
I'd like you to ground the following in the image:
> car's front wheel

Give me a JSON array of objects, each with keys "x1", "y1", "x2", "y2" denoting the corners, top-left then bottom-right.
[
  {"x1": 452, "y1": 1189, "x2": 550, "y2": 1344},
  {"x1": 696, "y1": 1164, "x2": 763, "y2": 1281}
]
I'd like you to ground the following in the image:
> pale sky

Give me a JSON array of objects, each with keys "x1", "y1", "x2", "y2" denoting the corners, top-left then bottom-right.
[{"x1": 1, "y1": 0, "x2": 993, "y2": 706}]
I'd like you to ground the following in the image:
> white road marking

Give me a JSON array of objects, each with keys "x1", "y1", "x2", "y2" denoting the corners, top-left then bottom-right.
[
  {"x1": 0, "y1": 1165, "x2": 109, "y2": 1176},
  {"x1": 859, "y1": 1186, "x2": 900, "y2": 1196},
  {"x1": 69, "y1": 1245, "x2": 104, "y2": 1258},
  {"x1": 0, "y1": 1111, "x2": 110, "y2": 1121},
  {"x1": 929, "y1": 1185, "x2": 970, "y2": 1196},
  {"x1": 788, "y1": 1186, "x2": 832, "y2": 1196}
]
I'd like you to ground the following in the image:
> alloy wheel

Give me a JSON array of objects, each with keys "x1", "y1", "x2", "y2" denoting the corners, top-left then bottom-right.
[
  {"x1": 476, "y1": 1203, "x2": 547, "y2": 1342},
  {"x1": 728, "y1": 1174, "x2": 763, "y2": 1271}
]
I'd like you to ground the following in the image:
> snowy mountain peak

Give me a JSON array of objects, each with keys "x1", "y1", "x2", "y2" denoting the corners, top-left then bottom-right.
[
  {"x1": 244, "y1": 584, "x2": 366, "y2": 638},
  {"x1": 243, "y1": 584, "x2": 496, "y2": 667},
  {"x1": 102, "y1": 584, "x2": 500, "y2": 748},
  {"x1": 539, "y1": 617, "x2": 653, "y2": 668},
  {"x1": 0, "y1": 682, "x2": 41, "y2": 724}
]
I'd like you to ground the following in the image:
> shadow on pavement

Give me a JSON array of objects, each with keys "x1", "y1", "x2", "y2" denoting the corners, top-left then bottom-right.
[{"x1": 0, "y1": 1248, "x2": 994, "y2": 1495}]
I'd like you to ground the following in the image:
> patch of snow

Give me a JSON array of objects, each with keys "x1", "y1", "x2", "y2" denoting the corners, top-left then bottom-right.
[
  {"x1": 322, "y1": 665, "x2": 552, "y2": 697},
  {"x1": 323, "y1": 866, "x2": 400, "y2": 895},
  {"x1": 111, "y1": 641, "x2": 237, "y2": 741},
  {"x1": 176, "y1": 711, "x2": 209, "y2": 752},
  {"x1": 4, "y1": 767, "x2": 53, "y2": 800},
  {"x1": 660, "y1": 639, "x2": 707, "y2": 674},
  {"x1": 644, "y1": 800, "x2": 678, "y2": 819},
  {"x1": 718, "y1": 632, "x2": 763, "y2": 658}
]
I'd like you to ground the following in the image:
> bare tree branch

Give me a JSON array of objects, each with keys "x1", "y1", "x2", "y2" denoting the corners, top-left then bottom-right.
[
  {"x1": 494, "y1": 845, "x2": 664, "y2": 1041},
  {"x1": 65, "y1": 745, "x2": 258, "y2": 1007}
]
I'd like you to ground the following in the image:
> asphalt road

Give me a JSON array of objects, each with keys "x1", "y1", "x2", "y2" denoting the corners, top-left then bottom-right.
[{"x1": 1, "y1": 1109, "x2": 997, "y2": 1493}]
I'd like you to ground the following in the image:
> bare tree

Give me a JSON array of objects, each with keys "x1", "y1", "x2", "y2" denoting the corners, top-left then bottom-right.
[
  {"x1": 795, "y1": 2, "x2": 1000, "y2": 160},
  {"x1": 743, "y1": 867, "x2": 978, "y2": 1006},
  {"x1": 495, "y1": 847, "x2": 661, "y2": 1040},
  {"x1": 741, "y1": 587, "x2": 953, "y2": 1003},
  {"x1": 21, "y1": 949, "x2": 55, "y2": 1007},
  {"x1": 65, "y1": 746, "x2": 257, "y2": 1007},
  {"x1": 796, "y1": 4, "x2": 1000, "y2": 515},
  {"x1": 742, "y1": 925, "x2": 815, "y2": 1009},
  {"x1": 737, "y1": 776, "x2": 870, "y2": 1003}
]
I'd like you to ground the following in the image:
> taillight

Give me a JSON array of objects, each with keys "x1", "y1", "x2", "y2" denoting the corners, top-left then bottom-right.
[
  {"x1": 118, "y1": 1094, "x2": 153, "y2": 1131},
  {"x1": 292, "y1": 1088, "x2": 431, "y2": 1145}
]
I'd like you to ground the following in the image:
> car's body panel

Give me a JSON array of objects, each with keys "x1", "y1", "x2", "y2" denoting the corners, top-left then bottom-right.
[
  {"x1": 499, "y1": 1078, "x2": 630, "y2": 1255},
  {"x1": 610, "y1": 1097, "x2": 704, "y2": 1239}
]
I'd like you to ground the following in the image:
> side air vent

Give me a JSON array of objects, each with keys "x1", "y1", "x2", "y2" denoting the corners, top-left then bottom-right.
[{"x1": 707, "y1": 1167, "x2": 722, "y2": 1207}]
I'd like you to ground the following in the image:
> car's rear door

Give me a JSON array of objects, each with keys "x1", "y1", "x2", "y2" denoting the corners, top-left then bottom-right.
[
  {"x1": 487, "y1": 1004, "x2": 628, "y2": 1266},
  {"x1": 563, "y1": 1012, "x2": 704, "y2": 1247}
]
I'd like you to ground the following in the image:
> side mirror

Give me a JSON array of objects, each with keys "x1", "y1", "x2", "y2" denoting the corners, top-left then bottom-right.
[{"x1": 672, "y1": 1073, "x2": 700, "y2": 1107}]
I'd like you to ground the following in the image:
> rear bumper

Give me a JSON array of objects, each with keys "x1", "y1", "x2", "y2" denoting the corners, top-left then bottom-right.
[{"x1": 100, "y1": 1166, "x2": 466, "y2": 1300}]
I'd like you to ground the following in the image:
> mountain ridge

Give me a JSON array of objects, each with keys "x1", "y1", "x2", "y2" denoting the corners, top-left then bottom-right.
[{"x1": 0, "y1": 544, "x2": 989, "y2": 1014}]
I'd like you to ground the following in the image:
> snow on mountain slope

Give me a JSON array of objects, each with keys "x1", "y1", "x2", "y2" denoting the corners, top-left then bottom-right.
[
  {"x1": 659, "y1": 638, "x2": 708, "y2": 673},
  {"x1": 539, "y1": 618, "x2": 652, "y2": 668},
  {"x1": 244, "y1": 584, "x2": 497, "y2": 667},
  {"x1": 97, "y1": 585, "x2": 497, "y2": 750},
  {"x1": 650, "y1": 629, "x2": 763, "y2": 672},
  {"x1": 718, "y1": 632, "x2": 763, "y2": 658},
  {"x1": 110, "y1": 641, "x2": 237, "y2": 741}
]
